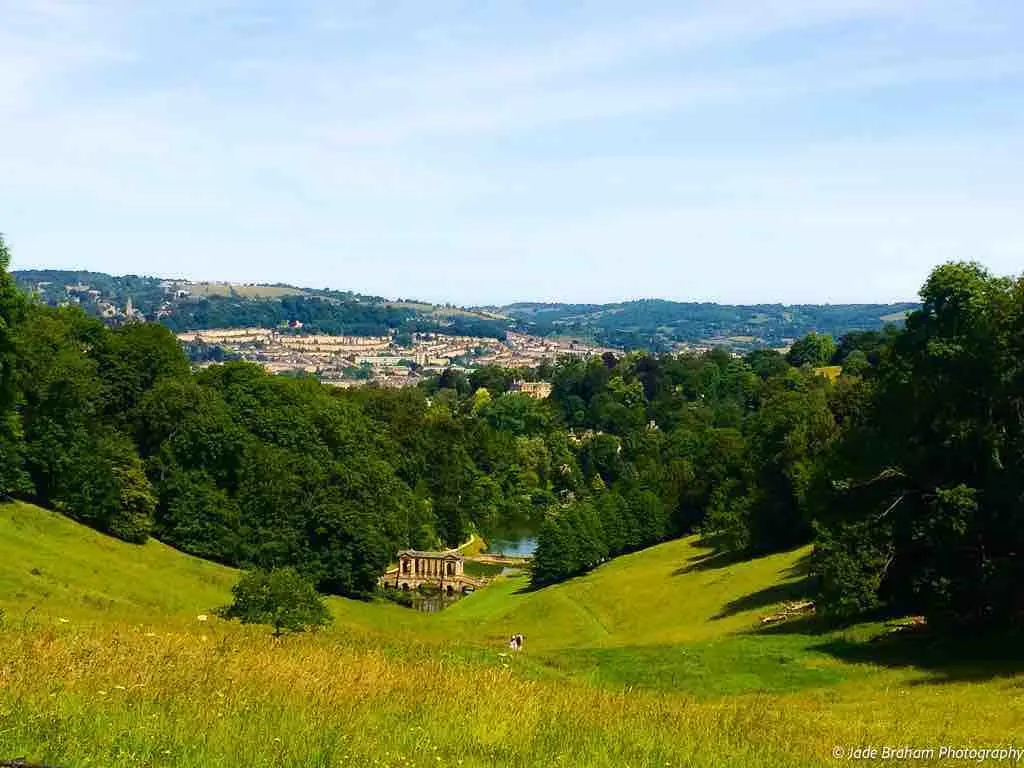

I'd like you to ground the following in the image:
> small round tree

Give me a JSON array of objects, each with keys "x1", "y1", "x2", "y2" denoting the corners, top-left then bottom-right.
[{"x1": 220, "y1": 567, "x2": 330, "y2": 637}]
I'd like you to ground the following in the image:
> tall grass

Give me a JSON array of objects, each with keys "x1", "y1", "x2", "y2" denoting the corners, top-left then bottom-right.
[
  {"x1": 1, "y1": 502, "x2": 1021, "y2": 767},
  {"x1": 2, "y1": 621, "x2": 1021, "y2": 767}
]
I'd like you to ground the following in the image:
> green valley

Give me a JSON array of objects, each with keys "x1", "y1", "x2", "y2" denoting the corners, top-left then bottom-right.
[{"x1": 2, "y1": 500, "x2": 1022, "y2": 767}]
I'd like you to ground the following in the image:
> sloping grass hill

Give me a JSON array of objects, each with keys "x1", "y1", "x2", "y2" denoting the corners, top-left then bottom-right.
[
  {"x1": 0, "y1": 501, "x2": 237, "y2": 622},
  {"x1": 1, "y1": 501, "x2": 1021, "y2": 767}
]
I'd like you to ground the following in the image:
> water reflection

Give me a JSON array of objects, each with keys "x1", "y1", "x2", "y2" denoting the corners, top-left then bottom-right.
[
  {"x1": 411, "y1": 592, "x2": 463, "y2": 613},
  {"x1": 486, "y1": 535, "x2": 537, "y2": 557},
  {"x1": 481, "y1": 516, "x2": 540, "y2": 557}
]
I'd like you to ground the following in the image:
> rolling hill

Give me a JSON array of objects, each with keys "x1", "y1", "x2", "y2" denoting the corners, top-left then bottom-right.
[{"x1": 1, "y1": 500, "x2": 1020, "y2": 767}]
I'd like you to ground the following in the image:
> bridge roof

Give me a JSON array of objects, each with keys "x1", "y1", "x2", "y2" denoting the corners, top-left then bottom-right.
[{"x1": 397, "y1": 549, "x2": 463, "y2": 559}]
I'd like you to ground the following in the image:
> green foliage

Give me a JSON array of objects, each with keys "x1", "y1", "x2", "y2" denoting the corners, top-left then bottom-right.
[
  {"x1": 0, "y1": 235, "x2": 28, "y2": 495},
  {"x1": 702, "y1": 488, "x2": 753, "y2": 553},
  {"x1": 477, "y1": 392, "x2": 552, "y2": 435},
  {"x1": 94, "y1": 322, "x2": 190, "y2": 419},
  {"x1": 468, "y1": 365, "x2": 515, "y2": 394},
  {"x1": 220, "y1": 567, "x2": 330, "y2": 636},
  {"x1": 741, "y1": 370, "x2": 838, "y2": 551},
  {"x1": 812, "y1": 518, "x2": 892, "y2": 619},
  {"x1": 814, "y1": 262, "x2": 1024, "y2": 627},
  {"x1": 54, "y1": 427, "x2": 156, "y2": 543},
  {"x1": 6, "y1": 240, "x2": 1022, "y2": 629},
  {"x1": 532, "y1": 486, "x2": 670, "y2": 588},
  {"x1": 786, "y1": 332, "x2": 836, "y2": 367}
]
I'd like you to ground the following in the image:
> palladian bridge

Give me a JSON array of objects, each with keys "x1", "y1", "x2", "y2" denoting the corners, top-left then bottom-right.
[{"x1": 380, "y1": 549, "x2": 485, "y2": 595}]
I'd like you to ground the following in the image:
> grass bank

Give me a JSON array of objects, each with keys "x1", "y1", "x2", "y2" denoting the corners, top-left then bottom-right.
[{"x1": 1, "y1": 501, "x2": 1020, "y2": 767}]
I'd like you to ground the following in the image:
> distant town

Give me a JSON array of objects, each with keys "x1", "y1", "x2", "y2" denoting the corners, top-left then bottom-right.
[
  {"x1": 13, "y1": 271, "x2": 917, "y2": 385},
  {"x1": 19, "y1": 274, "x2": 628, "y2": 386},
  {"x1": 176, "y1": 327, "x2": 619, "y2": 388}
]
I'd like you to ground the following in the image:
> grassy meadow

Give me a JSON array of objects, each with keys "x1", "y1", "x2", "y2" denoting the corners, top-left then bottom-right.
[{"x1": 1, "y1": 501, "x2": 1021, "y2": 767}]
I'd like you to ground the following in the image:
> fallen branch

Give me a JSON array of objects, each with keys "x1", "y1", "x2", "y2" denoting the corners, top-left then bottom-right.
[{"x1": 1, "y1": 759, "x2": 66, "y2": 768}]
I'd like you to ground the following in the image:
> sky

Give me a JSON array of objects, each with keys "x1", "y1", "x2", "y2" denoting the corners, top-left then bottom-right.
[{"x1": 1, "y1": 0, "x2": 1022, "y2": 305}]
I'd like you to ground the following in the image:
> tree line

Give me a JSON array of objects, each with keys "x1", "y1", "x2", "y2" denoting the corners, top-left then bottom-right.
[
  {"x1": 504, "y1": 298, "x2": 918, "y2": 351},
  {"x1": 528, "y1": 263, "x2": 1024, "y2": 629},
  {"x1": 0, "y1": 237, "x2": 564, "y2": 596},
  {"x1": 2, "y1": 237, "x2": 1021, "y2": 627}
]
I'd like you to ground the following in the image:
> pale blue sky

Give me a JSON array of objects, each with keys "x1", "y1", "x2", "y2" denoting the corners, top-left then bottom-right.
[{"x1": 2, "y1": 0, "x2": 1022, "y2": 304}]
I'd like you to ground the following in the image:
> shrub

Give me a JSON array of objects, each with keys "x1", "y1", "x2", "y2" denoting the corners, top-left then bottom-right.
[{"x1": 219, "y1": 567, "x2": 330, "y2": 636}]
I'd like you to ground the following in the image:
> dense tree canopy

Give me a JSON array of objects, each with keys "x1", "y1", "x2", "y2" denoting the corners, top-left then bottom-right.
[
  {"x1": 786, "y1": 332, "x2": 836, "y2": 368},
  {"x1": 813, "y1": 263, "x2": 1024, "y2": 627},
  {"x1": 0, "y1": 235, "x2": 29, "y2": 495},
  {"x1": 0, "y1": 245, "x2": 1020, "y2": 628}
]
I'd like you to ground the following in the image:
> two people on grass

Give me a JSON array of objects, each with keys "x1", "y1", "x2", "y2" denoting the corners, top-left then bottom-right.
[{"x1": 508, "y1": 633, "x2": 524, "y2": 651}]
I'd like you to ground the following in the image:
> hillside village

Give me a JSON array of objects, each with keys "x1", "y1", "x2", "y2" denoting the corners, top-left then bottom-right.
[
  {"x1": 178, "y1": 326, "x2": 616, "y2": 387},
  {"x1": 13, "y1": 271, "x2": 913, "y2": 361},
  {"x1": 16, "y1": 273, "x2": 622, "y2": 385}
]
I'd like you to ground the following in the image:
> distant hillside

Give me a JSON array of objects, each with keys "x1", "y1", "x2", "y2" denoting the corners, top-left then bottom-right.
[
  {"x1": 13, "y1": 269, "x2": 512, "y2": 340},
  {"x1": 497, "y1": 299, "x2": 920, "y2": 351},
  {"x1": 14, "y1": 269, "x2": 917, "y2": 350}
]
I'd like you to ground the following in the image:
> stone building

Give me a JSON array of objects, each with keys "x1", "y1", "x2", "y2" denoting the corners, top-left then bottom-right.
[
  {"x1": 510, "y1": 380, "x2": 553, "y2": 399},
  {"x1": 382, "y1": 549, "x2": 482, "y2": 594}
]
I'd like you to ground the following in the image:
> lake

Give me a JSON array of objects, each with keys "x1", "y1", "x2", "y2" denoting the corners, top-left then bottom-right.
[
  {"x1": 404, "y1": 517, "x2": 539, "y2": 612},
  {"x1": 481, "y1": 518, "x2": 540, "y2": 557}
]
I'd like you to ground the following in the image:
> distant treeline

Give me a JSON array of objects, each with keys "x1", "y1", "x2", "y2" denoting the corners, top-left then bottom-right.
[
  {"x1": 160, "y1": 295, "x2": 418, "y2": 336},
  {"x1": 3, "y1": 245, "x2": 1021, "y2": 628},
  {"x1": 503, "y1": 299, "x2": 919, "y2": 350}
]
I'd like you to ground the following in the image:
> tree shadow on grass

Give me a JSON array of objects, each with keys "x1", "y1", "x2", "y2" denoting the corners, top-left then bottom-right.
[
  {"x1": 675, "y1": 548, "x2": 813, "y2": 578},
  {"x1": 672, "y1": 549, "x2": 749, "y2": 575},
  {"x1": 712, "y1": 577, "x2": 815, "y2": 620},
  {"x1": 780, "y1": 552, "x2": 812, "y2": 579},
  {"x1": 809, "y1": 627, "x2": 1024, "y2": 685},
  {"x1": 754, "y1": 613, "x2": 844, "y2": 636},
  {"x1": 752, "y1": 609, "x2": 1024, "y2": 684}
]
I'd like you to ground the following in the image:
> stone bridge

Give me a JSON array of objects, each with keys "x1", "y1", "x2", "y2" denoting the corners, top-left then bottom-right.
[{"x1": 379, "y1": 548, "x2": 485, "y2": 595}]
